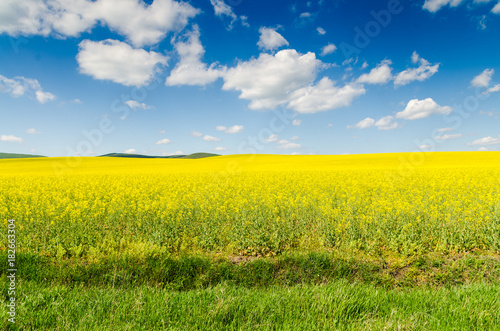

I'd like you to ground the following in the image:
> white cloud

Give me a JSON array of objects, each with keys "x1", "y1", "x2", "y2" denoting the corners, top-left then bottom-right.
[
  {"x1": 214, "y1": 146, "x2": 227, "y2": 151},
  {"x1": 71, "y1": 98, "x2": 83, "y2": 104},
  {"x1": 349, "y1": 116, "x2": 398, "y2": 130},
  {"x1": 191, "y1": 131, "x2": 202, "y2": 137},
  {"x1": 396, "y1": 98, "x2": 453, "y2": 120},
  {"x1": 92, "y1": 0, "x2": 198, "y2": 47},
  {"x1": 351, "y1": 117, "x2": 375, "y2": 129},
  {"x1": 222, "y1": 49, "x2": 322, "y2": 110},
  {"x1": 300, "y1": 12, "x2": 312, "y2": 18},
  {"x1": 478, "y1": 147, "x2": 489, "y2": 151},
  {"x1": 277, "y1": 139, "x2": 302, "y2": 149},
  {"x1": 216, "y1": 125, "x2": 244, "y2": 133},
  {"x1": 467, "y1": 135, "x2": 500, "y2": 146},
  {"x1": 320, "y1": 43, "x2": 337, "y2": 56},
  {"x1": 419, "y1": 144, "x2": 432, "y2": 150},
  {"x1": 257, "y1": 27, "x2": 289, "y2": 51},
  {"x1": 361, "y1": 61, "x2": 369, "y2": 69},
  {"x1": 0, "y1": 74, "x2": 55, "y2": 103},
  {"x1": 437, "y1": 127, "x2": 453, "y2": 132},
  {"x1": 225, "y1": 125, "x2": 244, "y2": 134},
  {"x1": 0, "y1": 134, "x2": 23, "y2": 143},
  {"x1": 317, "y1": 27, "x2": 326, "y2": 35},
  {"x1": 124, "y1": 148, "x2": 136, "y2": 154},
  {"x1": 125, "y1": 100, "x2": 152, "y2": 110},
  {"x1": 484, "y1": 84, "x2": 500, "y2": 94},
  {"x1": 357, "y1": 60, "x2": 393, "y2": 85},
  {"x1": 172, "y1": 150, "x2": 184, "y2": 155},
  {"x1": 36, "y1": 90, "x2": 56, "y2": 103},
  {"x1": 203, "y1": 135, "x2": 221, "y2": 142},
  {"x1": 471, "y1": 69, "x2": 494, "y2": 87},
  {"x1": 479, "y1": 110, "x2": 495, "y2": 116},
  {"x1": 0, "y1": 0, "x2": 199, "y2": 47},
  {"x1": 435, "y1": 133, "x2": 462, "y2": 140},
  {"x1": 210, "y1": 0, "x2": 237, "y2": 29},
  {"x1": 288, "y1": 77, "x2": 366, "y2": 114},
  {"x1": 423, "y1": 0, "x2": 463, "y2": 12},
  {"x1": 77, "y1": 39, "x2": 167, "y2": 87},
  {"x1": 493, "y1": 2, "x2": 500, "y2": 13},
  {"x1": 26, "y1": 128, "x2": 41, "y2": 134},
  {"x1": 375, "y1": 115, "x2": 398, "y2": 130},
  {"x1": 155, "y1": 138, "x2": 172, "y2": 145},
  {"x1": 166, "y1": 26, "x2": 225, "y2": 86},
  {"x1": 265, "y1": 134, "x2": 278, "y2": 142},
  {"x1": 292, "y1": 119, "x2": 302, "y2": 126},
  {"x1": 394, "y1": 52, "x2": 439, "y2": 86},
  {"x1": 290, "y1": 136, "x2": 299, "y2": 140}
]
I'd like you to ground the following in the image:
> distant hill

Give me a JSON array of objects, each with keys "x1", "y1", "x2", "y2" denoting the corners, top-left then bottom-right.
[
  {"x1": 0, "y1": 152, "x2": 46, "y2": 159},
  {"x1": 100, "y1": 152, "x2": 219, "y2": 159}
]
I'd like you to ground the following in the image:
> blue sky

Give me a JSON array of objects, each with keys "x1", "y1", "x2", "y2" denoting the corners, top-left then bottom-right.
[{"x1": 1, "y1": 0, "x2": 500, "y2": 157}]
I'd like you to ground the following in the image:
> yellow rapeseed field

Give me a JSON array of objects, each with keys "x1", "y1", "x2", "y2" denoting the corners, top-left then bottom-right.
[{"x1": 1, "y1": 152, "x2": 499, "y2": 259}]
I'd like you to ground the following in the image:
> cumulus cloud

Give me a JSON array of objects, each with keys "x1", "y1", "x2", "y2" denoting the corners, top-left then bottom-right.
[
  {"x1": 287, "y1": 77, "x2": 366, "y2": 114},
  {"x1": 125, "y1": 100, "x2": 152, "y2": 110},
  {"x1": 484, "y1": 84, "x2": 500, "y2": 94},
  {"x1": 0, "y1": 0, "x2": 198, "y2": 47},
  {"x1": 374, "y1": 115, "x2": 398, "y2": 130},
  {"x1": 191, "y1": 131, "x2": 202, "y2": 137},
  {"x1": 216, "y1": 125, "x2": 244, "y2": 133},
  {"x1": 1, "y1": 135, "x2": 23, "y2": 143},
  {"x1": 471, "y1": 69, "x2": 494, "y2": 87},
  {"x1": 317, "y1": 27, "x2": 326, "y2": 35},
  {"x1": 493, "y1": 2, "x2": 500, "y2": 13},
  {"x1": 292, "y1": 119, "x2": 302, "y2": 126},
  {"x1": 350, "y1": 116, "x2": 398, "y2": 130},
  {"x1": 203, "y1": 135, "x2": 221, "y2": 142},
  {"x1": 435, "y1": 133, "x2": 462, "y2": 140},
  {"x1": 276, "y1": 139, "x2": 301, "y2": 149},
  {"x1": 396, "y1": 98, "x2": 452, "y2": 120},
  {"x1": 166, "y1": 26, "x2": 225, "y2": 86},
  {"x1": 26, "y1": 128, "x2": 41, "y2": 134},
  {"x1": 124, "y1": 148, "x2": 136, "y2": 154},
  {"x1": 257, "y1": 27, "x2": 289, "y2": 51},
  {"x1": 224, "y1": 125, "x2": 244, "y2": 133},
  {"x1": 357, "y1": 60, "x2": 393, "y2": 85},
  {"x1": 214, "y1": 146, "x2": 227, "y2": 151},
  {"x1": 320, "y1": 43, "x2": 337, "y2": 56},
  {"x1": 155, "y1": 138, "x2": 172, "y2": 145},
  {"x1": 393, "y1": 52, "x2": 439, "y2": 87},
  {"x1": 210, "y1": 0, "x2": 237, "y2": 29},
  {"x1": 222, "y1": 49, "x2": 322, "y2": 110},
  {"x1": 77, "y1": 39, "x2": 167, "y2": 86},
  {"x1": 0, "y1": 74, "x2": 55, "y2": 103},
  {"x1": 350, "y1": 117, "x2": 375, "y2": 129},
  {"x1": 265, "y1": 134, "x2": 278, "y2": 142},
  {"x1": 467, "y1": 135, "x2": 500, "y2": 146},
  {"x1": 423, "y1": 0, "x2": 463, "y2": 12}
]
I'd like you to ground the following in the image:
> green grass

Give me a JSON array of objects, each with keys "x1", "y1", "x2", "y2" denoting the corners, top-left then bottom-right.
[
  {"x1": 5, "y1": 252, "x2": 500, "y2": 290},
  {"x1": 0, "y1": 153, "x2": 46, "y2": 159},
  {"x1": 3, "y1": 280, "x2": 499, "y2": 330}
]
